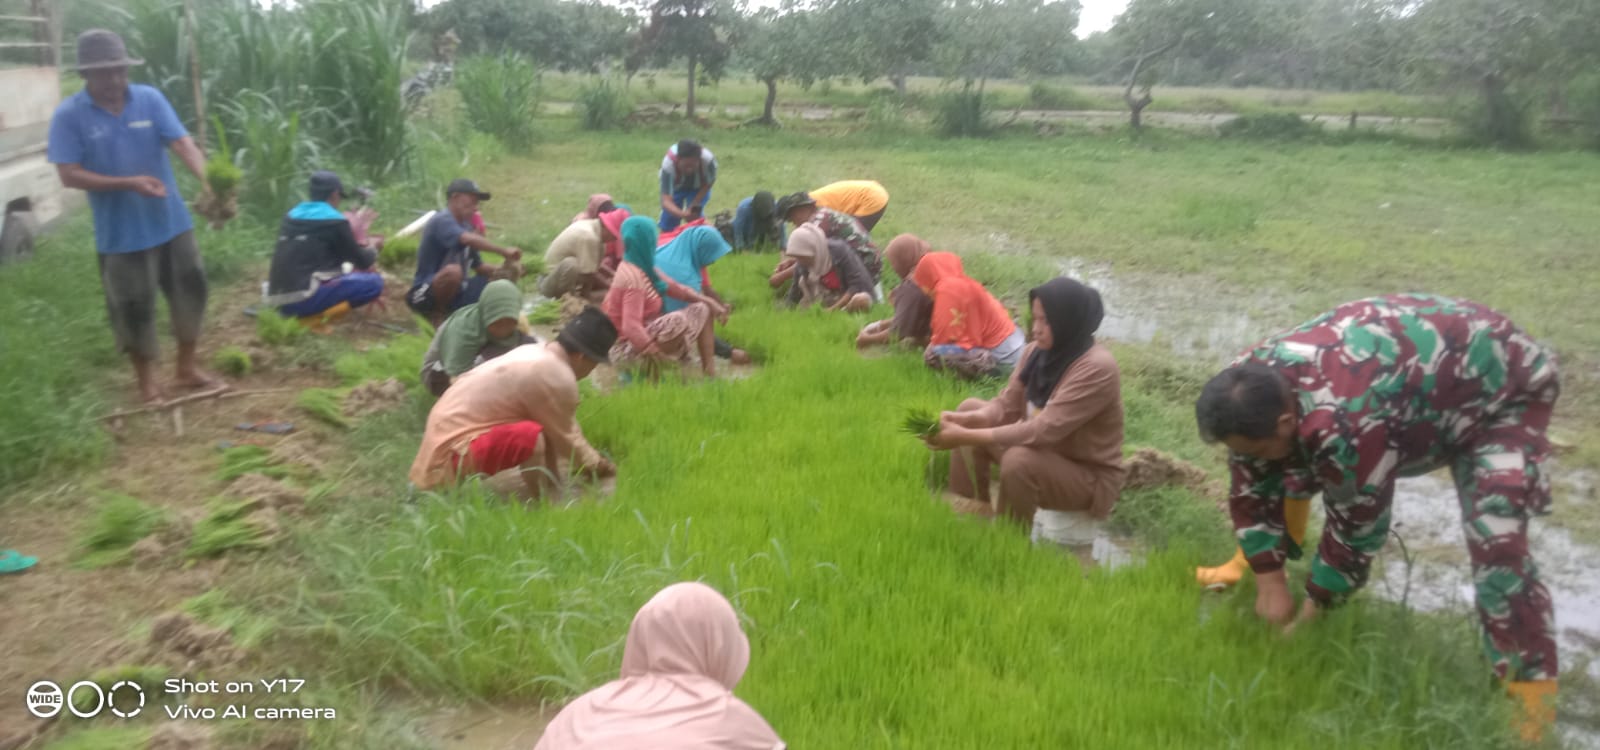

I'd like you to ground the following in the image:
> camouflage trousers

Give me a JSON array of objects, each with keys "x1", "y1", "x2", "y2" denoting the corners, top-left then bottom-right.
[{"x1": 1452, "y1": 376, "x2": 1559, "y2": 682}]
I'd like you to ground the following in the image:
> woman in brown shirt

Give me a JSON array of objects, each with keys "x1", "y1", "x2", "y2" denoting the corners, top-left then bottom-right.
[{"x1": 925, "y1": 277, "x2": 1125, "y2": 525}]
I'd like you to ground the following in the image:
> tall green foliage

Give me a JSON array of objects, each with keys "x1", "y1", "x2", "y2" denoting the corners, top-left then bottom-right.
[
  {"x1": 578, "y1": 77, "x2": 633, "y2": 131},
  {"x1": 110, "y1": 0, "x2": 412, "y2": 180},
  {"x1": 456, "y1": 53, "x2": 541, "y2": 152}
]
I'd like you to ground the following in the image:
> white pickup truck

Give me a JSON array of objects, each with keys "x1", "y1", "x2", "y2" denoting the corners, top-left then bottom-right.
[{"x1": 1, "y1": 2, "x2": 70, "y2": 264}]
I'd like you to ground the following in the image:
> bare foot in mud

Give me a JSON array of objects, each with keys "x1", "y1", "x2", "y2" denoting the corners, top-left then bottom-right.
[
  {"x1": 730, "y1": 349, "x2": 751, "y2": 365},
  {"x1": 139, "y1": 379, "x2": 168, "y2": 404},
  {"x1": 174, "y1": 368, "x2": 226, "y2": 391}
]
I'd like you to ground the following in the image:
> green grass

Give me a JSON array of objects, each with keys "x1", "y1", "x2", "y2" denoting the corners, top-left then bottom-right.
[
  {"x1": 460, "y1": 122, "x2": 1600, "y2": 480},
  {"x1": 265, "y1": 254, "x2": 1519, "y2": 747}
]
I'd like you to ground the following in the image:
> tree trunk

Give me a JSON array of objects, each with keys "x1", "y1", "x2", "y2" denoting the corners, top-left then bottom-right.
[
  {"x1": 762, "y1": 77, "x2": 777, "y2": 123},
  {"x1": 686, "y1": 54, "x2": 698, "y2": 120},
  {"x1": 1123, "y1": 40, "x2": 1178, "y2": 133}
]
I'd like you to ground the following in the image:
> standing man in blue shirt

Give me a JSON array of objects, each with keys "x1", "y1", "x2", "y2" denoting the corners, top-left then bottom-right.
[
  {"x1": 405, "y1": 178, "x2": 523, "y2": 325},
  {"x1": 657, "y1": 139, "x2": 717, "y2": 231},
  {"x1": 47, "y1": 29, "x2": 219, "y2": 403}
]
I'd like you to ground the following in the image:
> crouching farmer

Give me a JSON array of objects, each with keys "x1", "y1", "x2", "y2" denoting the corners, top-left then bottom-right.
[
  {"x1": 266, "y1": 171, "x2": 383, "y2": 320},
  {"x1": 409, "y1": 307, "x2": 619, "y2": 499},
  {"x1": 1195, "y1": 294, "x2": 1562, "y2": 743}
]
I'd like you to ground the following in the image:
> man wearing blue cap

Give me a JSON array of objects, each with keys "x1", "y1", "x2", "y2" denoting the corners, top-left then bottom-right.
[{"x1": 265, "y1": 170, "x2": 384, "y2": 320}]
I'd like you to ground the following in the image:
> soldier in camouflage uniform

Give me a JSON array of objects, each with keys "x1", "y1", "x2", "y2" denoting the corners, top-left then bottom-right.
[{"x1": 1194, "y1": 294, "x2": 1560, "y2": 742}]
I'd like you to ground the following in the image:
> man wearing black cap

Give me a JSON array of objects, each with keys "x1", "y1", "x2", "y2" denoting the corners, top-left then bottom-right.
[
  {"x1": 265, "y1": 170, "x2": 384, "y2": 319},
  {"x1": 48, "y1": 29, "x2": 219, "y2": 402},
  {"x1": 407, "y1": 178, "x2": 524, "y2": 323},
  {"x1": 409, "y1": 306, "x2": 620, "y2": 500}
]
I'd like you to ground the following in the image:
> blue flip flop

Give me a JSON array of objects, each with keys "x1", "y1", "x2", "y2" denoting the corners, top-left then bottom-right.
[{"x1": 0, "y1": 549, "x2": 38, "y2": 575}]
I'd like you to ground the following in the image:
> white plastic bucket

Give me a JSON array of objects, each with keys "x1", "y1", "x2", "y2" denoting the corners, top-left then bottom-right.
[{"x1": 1030, "y1": 509, "x2": 1104, "y2": 547}]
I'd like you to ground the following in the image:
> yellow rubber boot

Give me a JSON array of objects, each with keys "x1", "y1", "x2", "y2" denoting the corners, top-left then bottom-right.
[
  {"x1": 1196, "y1": 496, "x2": 1312, "y2": 590},
  {"x1": 299, "y1": 301, "x2": 353, "y2": 333},
  {"x1": 1284, "y1": 496, "x2": 1311, "y2": 547},
  {"x1": 1507, "y1": 680, "x2": 1557, "y2": 745},
  {"x1": 1196, "y1": 547, "x2": 1249, "y2": 589}
]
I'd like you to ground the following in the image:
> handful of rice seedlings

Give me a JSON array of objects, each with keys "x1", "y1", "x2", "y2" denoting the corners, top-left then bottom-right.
[
  {"x1": 204, "y1": 155, "x2": 243, "y2": 195},
  {"x1": 901, "y1": 407, "x2": 941, "y2": 439}
]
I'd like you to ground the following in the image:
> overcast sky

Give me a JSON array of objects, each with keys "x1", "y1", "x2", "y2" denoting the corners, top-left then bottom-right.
[{"x1": 416, "y1": 0, "x2": 1129, "y2": 37}]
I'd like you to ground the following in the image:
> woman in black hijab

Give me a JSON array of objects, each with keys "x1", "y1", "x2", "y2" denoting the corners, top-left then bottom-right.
[{"x1": 924, "y1": 277, "x2": 1127, "y2": 527}]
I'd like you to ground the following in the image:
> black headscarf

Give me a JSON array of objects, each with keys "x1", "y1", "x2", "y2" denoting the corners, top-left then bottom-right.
[{"x1": 1020, "y1": 277, "x2": 1104, "y2": 408}]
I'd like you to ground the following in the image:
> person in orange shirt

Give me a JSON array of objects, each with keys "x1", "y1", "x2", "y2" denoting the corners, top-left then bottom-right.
[{"x1": 914, "y1": 252, "x2": 1024, "y2": 379}]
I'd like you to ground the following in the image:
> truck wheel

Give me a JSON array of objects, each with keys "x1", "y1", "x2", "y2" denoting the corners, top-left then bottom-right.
[{"x1": 0, "y1": 210, "x2": 38, "y2": 265}]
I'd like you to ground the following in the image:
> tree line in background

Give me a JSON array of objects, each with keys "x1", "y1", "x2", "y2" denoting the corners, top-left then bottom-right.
[
  {"x1": 61, "y1": 0, "x2": 1600, "y2": 150},
  {"x1": 408, "y1": 0, "x2": 1600, "y2": 145}
]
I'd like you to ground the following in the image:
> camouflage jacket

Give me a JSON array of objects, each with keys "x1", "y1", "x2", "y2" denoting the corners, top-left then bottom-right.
[
  {"x1": 1227, "y1": 294, "x2": 1557, "y2": 604},
  {"x1": 809, "y1": 208, "x2": 880, "y2": 281}
]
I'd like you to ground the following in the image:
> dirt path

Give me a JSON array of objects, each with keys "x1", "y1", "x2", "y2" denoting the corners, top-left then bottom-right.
[{"x1": 0, "y1": 274, "x2": 422, "y2": 747}]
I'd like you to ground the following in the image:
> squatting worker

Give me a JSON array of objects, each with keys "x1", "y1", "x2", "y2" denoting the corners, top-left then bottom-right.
[
  {"x1": 418, "y1": 279, "x2": 534, "y2": 397},
  {"x1": 535, "y1": 582, "x2": 787, "y2": 750},
  {"x1": 808, "y1": 179, "x2": 890, "y2": 232},
  {"x1": 48, "y1": 29, "x2": 222, "y2": 403},
  {"x1": 857, "y1": 234, "x2": 933, "y2": 350},
  {"x1": 912, "y1": 251, "x2": 1024, "y2": 380},
  {"x1": 409, "y1": 307, "x2": 619, "y2": 499},
  {"x1": 926, "y1": 278, "x2": 1125, "y2": 526},
  {"x1": 658, "y1": 138, "x2": 717, "y2": 231},
  {"x1": 731, "y1": 190, "x2": 785, "y2": 251},
  {"x1": 1194, "y1": 294, "x2": 1561, "y2": 743},
  {"x1": 769, "y1": 192, "x2": 880, "y2": 300},
  {"x1": 407, "y1": 178, "x2": 523, "y2": 324},
  {"x1": 541, "y1": 208, "x2": 630, "y2": 301},
  {"x1": 265, "y1": 170, "x2": 384, "y2": 321}
]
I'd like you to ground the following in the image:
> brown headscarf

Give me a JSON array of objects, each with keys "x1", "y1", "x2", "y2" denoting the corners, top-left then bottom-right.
[
  {"x1": 533, "y1": 583, "x2": 786, "y2": 750},
  {"x1": 883, "y1": 233, "x2": 930, "y2": 281},
  {"x1": 572, "y1": 193, "x2": 616, "y2": 223}
]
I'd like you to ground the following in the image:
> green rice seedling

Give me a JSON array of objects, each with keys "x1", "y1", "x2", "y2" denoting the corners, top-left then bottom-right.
[
  {"x1": 257, "y1": 309, "x2": 306, "y2": 346},
  {"x1": 900, "y1": 407, "x2": 941, "y2": 438},
  {"x1": 296, "y1": 388, "x2": 351, "y2": 430},
  {"x1": 186, "y1": 499, "x2": 276, "y2": 559},
  {"x1": 74, "y1": 494, "x2": 167, "y2": 569},
  {"x1": 211, "y1": 346, "x2": 253, "y2": 377},
  {"x1": 215, "y1": 445, "x2": 289, "y2": 483},
  {"x1": 204, "y1": 153, "x2": 244, "y2": 195},
  {"x1": 333, "y1": 332, "x2": 432, "y2": 388},
  {"x1": 528, "y1": 299, "x2": 563, "y2": 325},
  {"x1": 381, "y1": 233, "x2": 420, "y2": 267}
]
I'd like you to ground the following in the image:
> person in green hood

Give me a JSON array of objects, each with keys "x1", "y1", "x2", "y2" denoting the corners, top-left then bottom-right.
[{"x1": 420, "y1": 279, "x2": 534, "y2": 396}]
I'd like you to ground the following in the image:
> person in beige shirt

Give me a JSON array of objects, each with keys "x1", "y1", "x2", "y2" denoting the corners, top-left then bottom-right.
[
  {"x1": 925, "y1": 277, "x2": 1125, "y2": 525},
  {"x1": 409, "y1": 307, "x2": 619, "y2": 499}
]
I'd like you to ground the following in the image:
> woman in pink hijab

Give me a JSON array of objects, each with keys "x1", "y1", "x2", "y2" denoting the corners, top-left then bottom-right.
[
  {"x1": 534, "y1": 582, "x2": 786, "y2": 750},
  {"x1": 572, "y1": 193, "x2": 616, "y2": 224}
]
